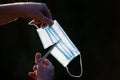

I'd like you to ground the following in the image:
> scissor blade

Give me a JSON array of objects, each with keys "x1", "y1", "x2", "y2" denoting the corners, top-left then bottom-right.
[{"x1": 38, "y1": 40, "x2": 60, "y2": 62}]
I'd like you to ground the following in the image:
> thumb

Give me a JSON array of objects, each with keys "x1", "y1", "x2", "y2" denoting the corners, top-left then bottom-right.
[
  {"x1": 42, "y1": 16, "x2": 54, "y2": 26},
  {"x1": 37, "y1": 13, "x2": 54, "y2": 26}
]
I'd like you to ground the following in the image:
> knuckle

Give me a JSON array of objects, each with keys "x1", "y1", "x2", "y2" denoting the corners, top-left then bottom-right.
[{"x1": 42, "y1": 3, "x2": 47, "y2": 6}]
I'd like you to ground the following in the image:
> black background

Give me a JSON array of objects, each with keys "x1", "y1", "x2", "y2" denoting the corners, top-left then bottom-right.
[{"x1": 0, "y1": 0, "x2": 120, "y2": 80}]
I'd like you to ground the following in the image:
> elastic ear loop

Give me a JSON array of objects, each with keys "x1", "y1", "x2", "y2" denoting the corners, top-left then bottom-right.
[
  {"x1": 28, "y1": 20, "x2": 44, "y2": 29},
  {"x1": 66, "y1": 54, "x2": 83, "y2": 78}
]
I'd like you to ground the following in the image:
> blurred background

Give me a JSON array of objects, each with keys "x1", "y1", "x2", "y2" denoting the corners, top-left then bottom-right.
[{"x1": 0, "y1": 0, "x2": 120, "y2": 80}]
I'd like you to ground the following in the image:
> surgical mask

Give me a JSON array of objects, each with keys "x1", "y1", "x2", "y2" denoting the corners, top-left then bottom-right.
[{"x1": 29, "y1": 20, "x2": 83, "y2": 78}]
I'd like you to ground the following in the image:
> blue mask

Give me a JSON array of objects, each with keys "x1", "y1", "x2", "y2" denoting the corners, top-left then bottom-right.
[{"x1": 29, "y1": 20, "x2": 83, "y2": 78}]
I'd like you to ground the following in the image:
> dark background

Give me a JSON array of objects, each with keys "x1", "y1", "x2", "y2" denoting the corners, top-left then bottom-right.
[{"x1": 0, "y1": 0, "x2": 120, "y2": 80}]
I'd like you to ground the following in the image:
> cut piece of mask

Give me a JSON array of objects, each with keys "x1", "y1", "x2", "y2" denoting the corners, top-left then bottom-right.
[{"x1": 29, "y1": 20, "x2": 83, "y2": 78}]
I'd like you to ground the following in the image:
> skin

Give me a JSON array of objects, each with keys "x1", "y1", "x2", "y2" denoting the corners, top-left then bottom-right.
[
  {"x1": 0, "y1": 2, "x2": 54, "y2": 26},
  {"x1": 0, "y1": 2, "x2": 55, "y2": 80},
  {"x1": 28, "y1": 52, "x2": 55, "y2": 80}
]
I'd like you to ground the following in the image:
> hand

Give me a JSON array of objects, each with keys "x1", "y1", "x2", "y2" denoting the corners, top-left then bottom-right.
[
  {"x1": 20, "y1": 2, "x2": 54, "y2": 26},
  {"x1": 28, "y1": 52, "x2": 55, "y2": 80},
  {"x1": 0, "y1": 2, "x2": 54, "y2": 26}
]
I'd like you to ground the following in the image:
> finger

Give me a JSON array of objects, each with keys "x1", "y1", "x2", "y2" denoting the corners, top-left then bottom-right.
[
  {"x1": 45, "y1": 59, "x2": 55, "y2": 70},
  {"x1": 32, "y1": 11, "x2": 54, "y2": 26},
  {"x1": 42, "y1": 5, "x2": 54, "y2": 26},
  {"x1": 28, "y1": 72, "x2": 34, "y2": 77},
  {"x1": 37, "y1": 14, "x2": 54, "y2": 26},
  {"x1": 33, "y1": 19, "x2": 42, "y2": 25},
  {"x1": 41, "y1": 22, "x2": 47, "y2": 28},
  {"x1": 42, "y1": 59, "x2": 54, "y2": 68},
  {"x1": 37, "y1": 58, "x2": 47, "y2": 68},
  {"x1": 33, "y1": 65, "x2": 38, "y2": 70},
  {"x1": 35, "y1": 52, "x2": 42, "y2": 64},
  {"x1": 28, "y1": 72, "x2": 37, "y2": 80},
  {"x1": 42, "y1": 58, "x2": 48, "y2": 67},
  {"x1": 41, "y1": 3, "x2": 53, "y2": 19}
]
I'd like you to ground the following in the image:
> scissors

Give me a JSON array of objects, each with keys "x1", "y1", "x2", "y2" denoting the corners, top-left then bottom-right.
[{"x1": 38, "y1": 40, "x2": 60, "y2": 62}]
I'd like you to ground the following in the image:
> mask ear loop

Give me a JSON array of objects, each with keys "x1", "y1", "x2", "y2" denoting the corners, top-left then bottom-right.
[
  {"x1": 28, "y1": 20, "x2": 40, "y2": 29},
  {"x1": 65, "y1": 54, "x2": 83, "y2": 78}
]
